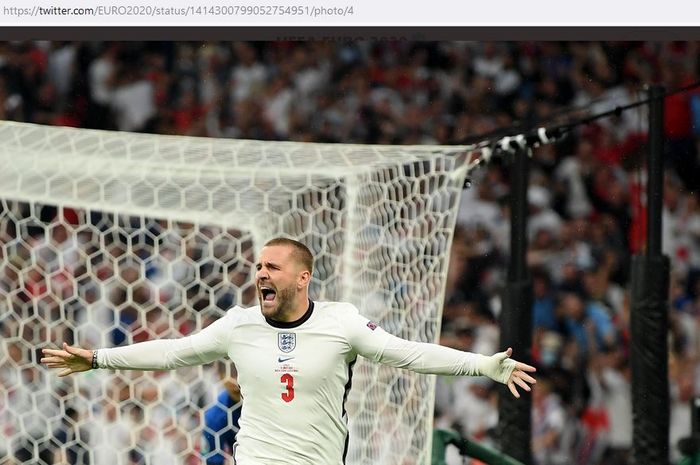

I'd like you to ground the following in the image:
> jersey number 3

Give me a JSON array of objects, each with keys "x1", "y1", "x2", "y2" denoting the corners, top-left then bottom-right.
[{"x1": 280, "y1": 373, "x2": 295, "y2": 402}]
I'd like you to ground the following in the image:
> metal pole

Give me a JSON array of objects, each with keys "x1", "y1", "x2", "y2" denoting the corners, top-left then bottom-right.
[
  {"x1": 508, "y1": 149, "x2": 529, "y2": 281},
  {"x1": 630, "y1": 84, "x2": 670, "y2": 465},
  {"x1": 647, "y1": 85, "x2": 665, "y2": 256},
  {"x1": 498, "y1": 147, "x2": 533, "y2": 465}
]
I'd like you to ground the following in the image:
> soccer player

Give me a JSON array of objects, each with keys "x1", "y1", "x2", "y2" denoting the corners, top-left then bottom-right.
[
  {"x1": 201, "y1": 361, "x2": 242, "y2": 465},
  {"x1": 42, "y1": 237, "x2": 537, "y2": 465}
]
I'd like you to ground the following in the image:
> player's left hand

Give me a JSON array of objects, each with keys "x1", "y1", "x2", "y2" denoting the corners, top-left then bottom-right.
[
  {"x1": 502, "y1": 347, "x2": 537, "y2": 398},
  {"x1": 482, "y1": 347, "x2": 536, "y2": 398}
]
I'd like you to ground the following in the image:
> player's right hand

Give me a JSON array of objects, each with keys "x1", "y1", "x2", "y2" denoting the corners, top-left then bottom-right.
[{"x1": 41, "y1": 342, "x2": 93, "y2": 377}]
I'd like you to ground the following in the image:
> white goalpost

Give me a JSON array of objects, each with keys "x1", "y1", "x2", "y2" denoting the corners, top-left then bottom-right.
[{"x1": 0, "y1": 121, "x2": 472, "y2": 465}]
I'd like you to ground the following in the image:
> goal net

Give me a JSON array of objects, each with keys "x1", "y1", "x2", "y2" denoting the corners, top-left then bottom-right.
[{"x1": 0, "y1": 121, "x2": 470, "y2": 465}]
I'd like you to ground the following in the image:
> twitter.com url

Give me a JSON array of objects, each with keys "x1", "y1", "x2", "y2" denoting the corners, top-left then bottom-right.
[{"x1": 3, "y1": 4, "x2": 355, "y2": 18}]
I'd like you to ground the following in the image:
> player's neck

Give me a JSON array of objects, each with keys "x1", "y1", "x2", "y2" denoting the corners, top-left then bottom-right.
[
  {"x1": 285, "y1": 294, "x2": 311, "y2": 322},
  {"x1": 271, "y1": 294, "x2": 311, "y2": 323}
]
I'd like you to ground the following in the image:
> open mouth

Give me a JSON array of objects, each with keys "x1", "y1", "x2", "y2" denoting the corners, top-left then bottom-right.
[{"x1": 260, "y1": 286, "x2": 277, "y2": 303}]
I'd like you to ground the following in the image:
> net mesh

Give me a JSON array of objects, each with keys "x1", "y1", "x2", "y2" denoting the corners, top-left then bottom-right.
[{"x1": 0, "y1": 121, "x2": 471, "y2": 465}]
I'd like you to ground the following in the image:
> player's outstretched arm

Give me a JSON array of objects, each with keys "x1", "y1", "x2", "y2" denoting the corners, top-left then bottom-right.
[
  {"x1": 343, "y1": 307, "x2": 536, "y2": 397},
  {"x1": 41, "y1": 313, "x2": 234, "y2": 373},
  {"x1": 478, "y1": 347, "x2": 536, "y2": 398},
  {"x1": 41, "y1": 342, "x2": 93, "y2": 377}
]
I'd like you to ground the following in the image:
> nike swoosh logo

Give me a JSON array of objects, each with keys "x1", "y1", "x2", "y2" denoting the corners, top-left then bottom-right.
[{"x1": 278, "y1": 356, "x2": 295, "y2": 363}]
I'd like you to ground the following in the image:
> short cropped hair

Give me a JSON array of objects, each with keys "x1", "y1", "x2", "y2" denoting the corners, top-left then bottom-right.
[{"x1": 264, "y1": 237, "x2": 314, "y2": 274}]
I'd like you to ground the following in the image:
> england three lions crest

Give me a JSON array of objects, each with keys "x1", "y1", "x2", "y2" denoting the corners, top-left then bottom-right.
[{"x1": 278, "y1": 333, "x2": 296, "y2": 353}]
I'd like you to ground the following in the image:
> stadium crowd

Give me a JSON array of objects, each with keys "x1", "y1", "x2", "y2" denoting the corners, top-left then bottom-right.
[{"x1": 1, "y1": 40, "x2": 700, "y2": 465}]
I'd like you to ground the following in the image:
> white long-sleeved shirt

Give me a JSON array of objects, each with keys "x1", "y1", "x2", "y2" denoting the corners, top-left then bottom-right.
[{"x1": 98, "y1": 300, "x2": 500, "y2": 465}]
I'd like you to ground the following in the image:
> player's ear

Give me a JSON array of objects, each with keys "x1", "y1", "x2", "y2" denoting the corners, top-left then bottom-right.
[{"x1": 297, "y1": 269, "x2": 311, "y2": 288}]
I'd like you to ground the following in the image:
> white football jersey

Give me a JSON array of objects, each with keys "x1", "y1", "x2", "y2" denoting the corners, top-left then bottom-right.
[{"x1": 99, "y1": 300, "x2": 488, "y2": 465}]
